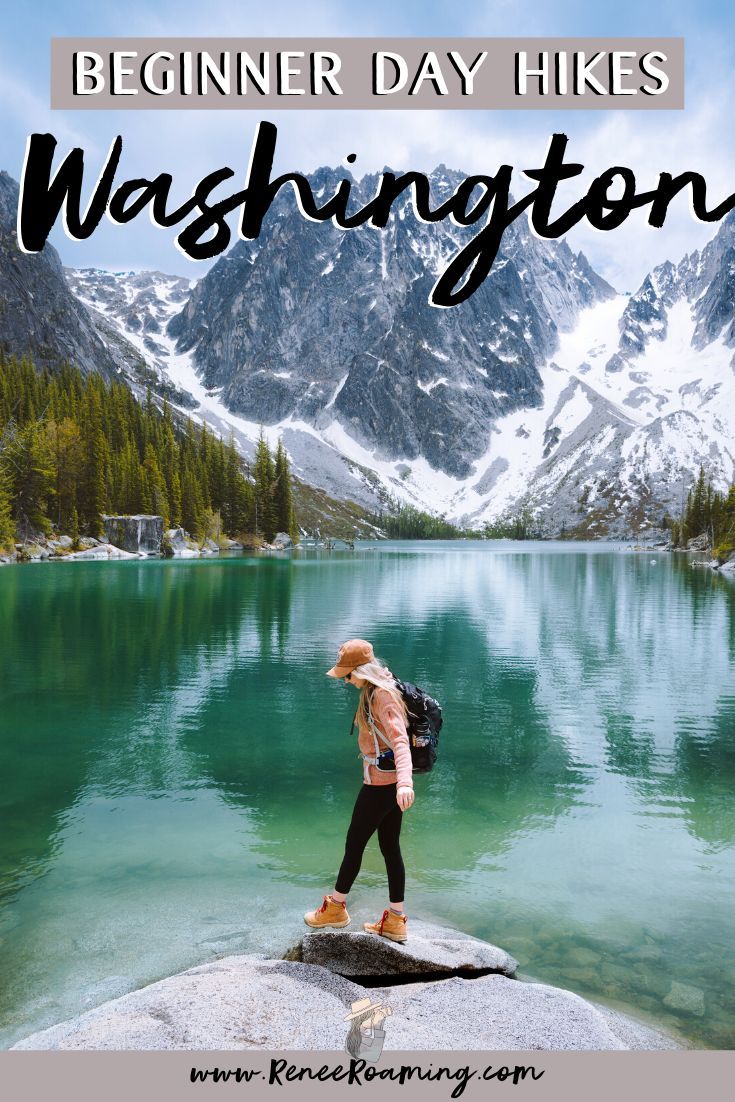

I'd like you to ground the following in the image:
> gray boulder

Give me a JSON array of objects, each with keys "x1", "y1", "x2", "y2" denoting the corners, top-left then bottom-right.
[
  {"x1": 165, "y1": 527, "x2": 200, "y2": 557},
  {"x1": 9, "y1": 952, "x2": 682, "y2": 1052},
  {"x1": 382, "y1": 973, "x2": 681, "y2": 1051},
  {"x1": 103, "y1": 516, "x2": 163, "y2": 555},
  {"x1": 64, "y1": 543, "x2": 142, "y2": 561},
  {"x1": 272, "y1": 532, "x2": 293, "y2": 549},
  {"x1": 686, "y1": 533, "x2": 710, "y2": 552},
  {"x1": 166, "y1": 527, "x2": 190, "y2": 550},
  {"x1": 10, "y1": 956, "x2": 362, "y2": 1051},
  {"x1": 296, "y1": 919, "x2": 517, "y2": 977},
  {"x1": 25, "y1": 544, "x2": 48, "y2": 560}
]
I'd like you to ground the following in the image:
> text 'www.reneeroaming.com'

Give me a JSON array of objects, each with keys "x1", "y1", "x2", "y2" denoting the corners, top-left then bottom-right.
[{"x1": 190, "y1": 1058, "x2": 546, "y2": 1097}]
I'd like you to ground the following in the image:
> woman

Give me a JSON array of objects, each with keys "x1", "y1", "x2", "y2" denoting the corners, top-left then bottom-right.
[{"x1": 304, "y1": 638, "x2": 415, "y2": 942}]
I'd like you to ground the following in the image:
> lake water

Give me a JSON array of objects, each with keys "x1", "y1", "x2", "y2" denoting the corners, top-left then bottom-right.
[{"x1": 1, "y1": 541, "x2": 734, "y2": 1050}]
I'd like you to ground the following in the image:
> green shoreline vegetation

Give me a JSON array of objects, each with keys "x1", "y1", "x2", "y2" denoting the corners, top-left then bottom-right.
[
  {"x1": 370, "y1": 500, "x2": 481, "y2": 540},
  {"x1": 0, "y1": 356, "x2": 297, "y2": 554},
  {"x1": 2, "y1": 357, "x2": 735, "y2": 558},
  {"x1": 368, "y1": 500, "x2": 545, "y2": 541},
  {"x1": 668, "y1": 465, "x2": 735, "y2": 562}
]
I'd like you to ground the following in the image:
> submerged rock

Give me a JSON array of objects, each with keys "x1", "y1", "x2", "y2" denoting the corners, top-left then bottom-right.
[
  {"x1": 563, "y1": 946, "x2": 601, "y2": 969},
  {"x1": 663, "y1": 981, "x2": 706, "y2": 1017}
]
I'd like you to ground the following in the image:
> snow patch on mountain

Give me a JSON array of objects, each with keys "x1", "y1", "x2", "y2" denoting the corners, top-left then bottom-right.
[{"x1": 63, "y1": 200, "x2": 735, "y2": 538}]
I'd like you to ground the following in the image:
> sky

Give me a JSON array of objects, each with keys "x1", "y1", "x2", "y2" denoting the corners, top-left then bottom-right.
[{"x1": 2, "y1": 0, "x2": 734, "y2": 293}]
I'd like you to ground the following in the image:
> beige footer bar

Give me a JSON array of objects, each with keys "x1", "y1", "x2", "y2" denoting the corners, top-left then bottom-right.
[{"x1": 1, "y1": 1050, "x2": 733, "y2": 1102}]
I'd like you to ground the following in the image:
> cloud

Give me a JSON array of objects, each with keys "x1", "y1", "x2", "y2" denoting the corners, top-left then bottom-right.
[
  {"x1": 0, "y1": 70, "x2": 98, "y2": 169},
  {"x1": 556, "y1": 99, "x2": 735, "y2": 290}
]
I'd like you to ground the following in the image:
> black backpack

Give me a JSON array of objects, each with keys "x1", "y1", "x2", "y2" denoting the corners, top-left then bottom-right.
[
  {"x1": 394, "y1": 677, "x2": 443, "y2": 773},
  {"x1": 350, "y1": 678, "x2": 443, "y2": 774}
]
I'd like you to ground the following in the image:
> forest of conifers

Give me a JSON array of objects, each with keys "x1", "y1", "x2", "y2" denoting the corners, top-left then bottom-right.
[{"x1": 0, "y1": 357, "x2": 297, "y2": 549}]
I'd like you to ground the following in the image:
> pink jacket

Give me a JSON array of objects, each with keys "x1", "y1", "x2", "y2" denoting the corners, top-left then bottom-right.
[{"x1": 357, "y1": 686, "x2": 414, "y2": 789}]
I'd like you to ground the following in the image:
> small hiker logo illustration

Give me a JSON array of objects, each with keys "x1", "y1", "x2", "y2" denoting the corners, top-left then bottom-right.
[{"x1": 344, "y1": 996, "x2": 393, "y2": 1061}]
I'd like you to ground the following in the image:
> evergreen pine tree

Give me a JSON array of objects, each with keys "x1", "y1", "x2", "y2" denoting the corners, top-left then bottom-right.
[
  {"x1": 77, "y1": 385, "x2": 108, "y2": 537},
  {"x1": 85, "y1": 428, "x2": 108, "y2": 538},
  {"x1": 181, "y1": 467, "x2": 205, "y2": 540},
  {"x1": 170, "y1": 469, "x2": 183, "y2": 528},
  {"x1": 688, "y1": 466, "x2": 707, "y2": 537},
  {"x1": 253, "y1": 429, "x2": 277, "y2": 542},
  {"x1": 0, "y1": 462, "x2": 14, "y2": 550},
  {"x1": 70, "y1": 505, "x2": 81, "y2": 551},
  {"x1": 45, "y1": 416, "x2": 83, "y2": 532},
  {"x1": 273, "y1": 438, "x2": 294, "y2": 537},
  {"x1": 142, "y1": 443, "x2": 170, "y2": 526},
  {"x1": 5, "y1": 422, "x2": 53, "y2": 539}
]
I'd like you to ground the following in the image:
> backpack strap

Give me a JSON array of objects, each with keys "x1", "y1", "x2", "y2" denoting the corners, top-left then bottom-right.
[
  {"x1": 366, "y1": 692, "x2": 393, "y2": 752},
  {"x1": 347, "y1": 688, "x2": 394, "y2": 765}
]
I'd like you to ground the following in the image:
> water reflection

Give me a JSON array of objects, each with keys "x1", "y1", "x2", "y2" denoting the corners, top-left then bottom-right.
[{"x1": 0, "y1": 545, "x2": 734, "y2": 1049}]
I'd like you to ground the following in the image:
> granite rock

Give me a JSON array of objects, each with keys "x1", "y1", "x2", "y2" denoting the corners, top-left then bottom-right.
[
  {"x1": 103, "y1": 515, "x2": 163, "y2": 555},
  {"x1": 271, "y1": 532, "x2": 293, "y2": 549},
  {"x1": 296, "y1": 920, "x2": 518, "y2": 978},
  {"x1": 10, "y1": 952, "x2": 682, "y2": 1052},
  {"x1": 64, "y1": 543, "x2": 143, "y2": 561}
]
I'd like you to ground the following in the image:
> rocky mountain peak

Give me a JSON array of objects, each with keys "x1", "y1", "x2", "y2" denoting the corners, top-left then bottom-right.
[
  {"x1": 0, "y1": 172, "x2": 119, "y2": 378},
  {"x1": 3, "y1": 156, "x2": 733, "y2": 543},
  {"x1": 167, "y1": 163, "x2": 615, "y2": 480}
]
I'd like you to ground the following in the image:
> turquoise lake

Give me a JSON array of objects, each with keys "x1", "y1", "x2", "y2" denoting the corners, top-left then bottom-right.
[{"x1": 1, "y1": 541, "x2": 734, "y2": 1049}]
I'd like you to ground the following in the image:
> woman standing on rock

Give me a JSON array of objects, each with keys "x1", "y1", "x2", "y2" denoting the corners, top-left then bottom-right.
[{"x1": 304, "y1": 639, "x2": 414, "y2": 942}]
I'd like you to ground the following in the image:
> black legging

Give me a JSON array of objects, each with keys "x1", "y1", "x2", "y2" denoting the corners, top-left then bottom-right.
[{"x1": 335, "y1": 783, "x2": 405, "y2": 902}]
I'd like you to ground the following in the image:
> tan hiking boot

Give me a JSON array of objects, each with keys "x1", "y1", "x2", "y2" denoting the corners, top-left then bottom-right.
[
  {"x1": 363, "y1": 908, "x2": 408, "y2": 943},
  {"x1": 304, "y1": 894, "x2": 351, "y2": 929}
]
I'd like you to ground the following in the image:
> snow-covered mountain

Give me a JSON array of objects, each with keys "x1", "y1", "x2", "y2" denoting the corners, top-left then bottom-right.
[
  {"x1": 0, "y1": 171, "x2": 120, "y2": 381},
  {"x1": 5, "y1": 159, "x2": 734, "y2": 537},
  {"x1": 167, "y1": 165, "x2": 613, "y2": 485},
  {"x1": 467, "y1": 213, "x2": 735, "y2": 537}
]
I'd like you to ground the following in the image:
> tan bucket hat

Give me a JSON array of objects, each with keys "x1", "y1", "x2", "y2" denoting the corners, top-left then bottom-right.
[
  {"x1": 326, "y1": 638, "x2": 375, "y2": 678},
  {"x1": 343, "y1": 996, "x2": 389, "y2": 1020}
]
